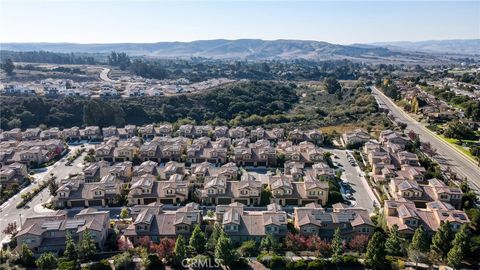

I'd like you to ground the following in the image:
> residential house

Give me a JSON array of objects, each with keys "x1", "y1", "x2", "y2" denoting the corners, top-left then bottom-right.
[
  {"x1": 215, "y1": 202, "x2": 288, "y2": 243},
  {"x1": 293, "y1": 203, "x2": 374, "y2": 241},
  {"x1": 124, "y1": 202, "x2": 202, "y2": 243},
  {"x1": 54, "y1": 175, "x2": 123, "y2": 208},
  {"x1": 384, "y1": 198, "x2": 470, "y2": 236},
  {"x1": 128, "y1": 174, "x2": 188, "y2": 205},
  {"x1": 22, "y1": 128, "x2": 41, "y2": 141},
  {"x1": 342, "y1": 129, "x2": 370, "y2": 147},
  {"x1": 0, "y1": 162, "x2": 28, "y2": 189},
  {"x1": 16, "y1": 209, "x2": 110, "y2": 254}
]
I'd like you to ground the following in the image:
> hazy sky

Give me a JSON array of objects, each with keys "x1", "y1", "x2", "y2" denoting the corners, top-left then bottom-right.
[{"x1": 0, "y1": 0, "x2": 479, "y2": 44}]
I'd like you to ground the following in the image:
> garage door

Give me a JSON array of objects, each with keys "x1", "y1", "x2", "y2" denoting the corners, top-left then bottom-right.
[
  {"x1": 218, "y1": 198, "x2": 232, "y2": 204},
  {"x1": 160, "y1": 199, "x2": 174, "y2": 204},
  {"x1": 285, "y1": 199, "x2": 299, "y2": 205},
  {"x1": 234, "y1": 199, "x2": 248, "y2": 205},
  {"x1": 88, "y1": 200, "x2": 103, "y2": 207},
  {"x1": 302, "y1": 200, "x2": 314, "y2": 205},
  {"x1": 71, "y1": 200, "x2": 85, "y2": 208},
  {"x1": 144, "y1": 198, "x2": 157, "y2": 204}
]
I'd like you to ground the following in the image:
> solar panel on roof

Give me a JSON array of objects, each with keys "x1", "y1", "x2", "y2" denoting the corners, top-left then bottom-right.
[
  {"x1": 336, "y1": 213, "x2": 354, "y2": 222},
  {"x1": 65, "y1": 219, "x2": 86, "y2": 229},
  {"x1": 316, "y1": 213, "x2": 333, "y2": 222},
  {"x1": 42, "y1": 221, "x2": 62, "y2": 230}
]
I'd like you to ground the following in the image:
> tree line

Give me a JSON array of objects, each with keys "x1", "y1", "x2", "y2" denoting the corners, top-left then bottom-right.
[
  {"x1": 0, "y1": 81, "x2": 298, "y2": 129},
  {"x1": 0, "y1": 50, "x2": 98, "y2": 65}
]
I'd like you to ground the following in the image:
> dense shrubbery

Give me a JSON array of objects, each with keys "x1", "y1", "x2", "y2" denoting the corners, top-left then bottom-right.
[
  {"x1": 0, "y1": 81, "x2": 298, "y2": 129},
  {"x1": 129, "y1": 58, "x2": 362, "y2": 82}
]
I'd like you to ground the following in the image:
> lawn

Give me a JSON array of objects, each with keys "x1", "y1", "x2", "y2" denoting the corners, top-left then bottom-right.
[{"x1": 435, "y1": 134, "x2": 478, "y2": 161}]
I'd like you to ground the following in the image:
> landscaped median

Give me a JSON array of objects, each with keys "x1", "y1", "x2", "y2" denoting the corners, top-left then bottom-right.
[
  {"x1": 428, "y1": 130, "x2": 479, "y2": 164},
  {"x1": 16, "y1": 177, "x2": 55, "y2": 209}
]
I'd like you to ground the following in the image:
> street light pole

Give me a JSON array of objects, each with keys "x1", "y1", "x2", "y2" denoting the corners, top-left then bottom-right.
[{"x1": 18, "y1": 213, "x2": 22, "y2": 226}]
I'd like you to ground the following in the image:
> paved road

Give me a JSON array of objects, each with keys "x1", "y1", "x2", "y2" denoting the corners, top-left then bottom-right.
[
  {"x1": 330, "y1": 149, "x2": 378, "y2": 213},
  {"x1": 99, "y1": 68, "x2": 116, "y2": 83},
  {"x1": 371, "y1": 86, "x2": 480, "y2": 192},
  {"x1": 0, "y1": 145, "x2": 89, "y2": 244}
]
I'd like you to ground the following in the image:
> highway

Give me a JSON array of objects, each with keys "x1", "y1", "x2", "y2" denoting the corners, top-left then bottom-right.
[{"x1": 371, "y1": 86, "x2": 480, "y2": 192}]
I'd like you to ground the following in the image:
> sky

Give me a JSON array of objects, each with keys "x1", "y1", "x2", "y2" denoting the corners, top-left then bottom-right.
[{"x1": 0, "y1": 0, "x2": 479, "y2": 45}]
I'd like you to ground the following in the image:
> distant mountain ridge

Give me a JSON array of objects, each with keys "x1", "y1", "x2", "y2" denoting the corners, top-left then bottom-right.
[
  {"x1": 1, "y1": 39, "x2": 478, "y2": 61},
  {"x1": 370, "y1": 39, "x2": 480, "y2": 55}
]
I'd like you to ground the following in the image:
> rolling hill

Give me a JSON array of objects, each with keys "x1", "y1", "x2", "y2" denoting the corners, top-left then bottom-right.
[{"x1": 1, "y1": 39, "x2": 477, "y2": 62}]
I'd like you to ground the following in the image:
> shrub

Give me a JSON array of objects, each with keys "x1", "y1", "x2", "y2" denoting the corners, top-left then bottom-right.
[
  {"x1": 113, "y1": 252, "x2": 134, "y2": 270},
  {"x1": 287, "y1": 259, "x2": 308, "y2": 270},
  {"x1": 340, "y1": 255, "x2": 361, "y2": 266},
  {"x1": 144, "y1": 253, "x2": 164, "y2": 270},
  {"x1": 238, "y1": 240, "x2": 259, "y2": 257},
  {"x1": 269, "y1": 255, "x2": 286, "y2": 269},
  {"x1": 307, "y1": 259, "x2": 327, "y2": 270},
  {"x1": 58, "y1": 259, "x2": 77, "y2": 270},
  {"x1": 85, "y1": 260, "x2": 112, "y2": 270},
  {"x1": 257, "y1": 253, "x2": 273, "y2": 267}
]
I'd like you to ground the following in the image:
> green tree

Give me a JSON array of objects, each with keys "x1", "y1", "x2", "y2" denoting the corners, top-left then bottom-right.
[
  {"x1": 260, "y1": 234, "x2": 279, "y2": 252},
  {"x1": 64, "y1": 231, "x2": 77, "y2": 260},
  {"x1": 215, "y1": 231, "x2": 236, "y2": 267},
  {"x1": 410, "y1": 225, "x2": 430, "y2": 252},
  {"x1": 113, "y1": 252, "x2": 134, "y2": 270},
  {"x1": 331, "y1": 228, "x2": 343, "y2": 264},
  {"x1": 78, "y1": 229, "x2": 97, "y2": 259},
  {"x1": 238, "y1": 240, "x2": 259, "y2": 257},
  {"x1": 36, "y1": 252, "x2": 58, "y2": 270},
  {"x1": 431, "y1": 221, "x2": 454, "y2": 261},
  {"x1": 447, "y1": 224, "x2": 470, "y2": 269},
  {"x1": 324, "y1": 76, "x2": 342, "y2": 94},
  {"x1": 365, "y1": 232, "x2": 386, "y2": 270},
  {"x1": 385, "y1": 224, "x2": 404, "y2": 256},
  {"x1": 443, "y1": 120, "x2": 477, "y2": 140},
  {"x1": 174, "y1": 235, "x2": 186, "y2": 265},
  {"x1": 260, "y1": 188, "x2": 272, "y2": 206},
  {"x1": 189, "y1": 224, "x2": 206, "y2": 254},
  {"x1": 144, "y1": 253, "x2": 163, "y2": 270},
  {"x1": 19, "y1": 243, "x2": 35, "y2": 267},
  {"x1": 120, "y1": 208, "x2": 129, "y2": 219},
  {"x1": 206, "y1": 223, "x2": 222, "y2": 252},
  {"x1": 48, "y1": 179, "x2": 58, "y2": 196},
  {"x1": 2, "y1": 58, "x2": 15, "y2": 75}
]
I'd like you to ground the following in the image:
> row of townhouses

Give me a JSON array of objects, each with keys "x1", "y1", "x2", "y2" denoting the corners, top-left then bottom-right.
[
  {"x1": 52, "y1": 159, "x2": 330, "y2": 208},
  {"x1": 0, "y1": 125, "x2": 323, "y2": 144},
  {"x1": 361, "y1": 129, "x2": 469, "y2": 236},
  {"x1": 17, "y1": 201, "x2": 375, "y2": 254},
  {"x1": 0, "y1": 138, "x2": 66, "y2": 167}
]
